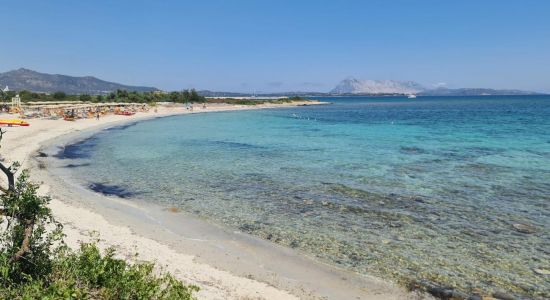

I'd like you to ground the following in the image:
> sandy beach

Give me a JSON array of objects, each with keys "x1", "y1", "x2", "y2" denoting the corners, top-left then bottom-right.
[{"x1": 1, "y1": 102, "x2": 423, "y2": 300}]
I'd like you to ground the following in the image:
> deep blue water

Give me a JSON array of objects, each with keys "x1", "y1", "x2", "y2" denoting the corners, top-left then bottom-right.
[{"x1": 58, "y1": 96, "x2": 550, "y2": 297}]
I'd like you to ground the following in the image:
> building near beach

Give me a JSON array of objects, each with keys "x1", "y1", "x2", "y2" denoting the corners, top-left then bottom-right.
[{"x1": 11, "y1": 94, "x2": 21, "y2": 107}]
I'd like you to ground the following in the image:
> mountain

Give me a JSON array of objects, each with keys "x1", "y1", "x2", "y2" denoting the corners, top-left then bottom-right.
[
  {"x1": 0, "y1": 68, "x2": 158, "y2": 94},
  {"x1": 330, "y1": 77, "x2": 542, "y2": 96},
  {"x1": 330, "y1": 77, "x2": 425, "y2": 94}
]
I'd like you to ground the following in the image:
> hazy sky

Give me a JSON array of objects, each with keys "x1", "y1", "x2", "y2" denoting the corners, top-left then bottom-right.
[{"x1": 2, "y1": 0, "x2": 549, "y2": 92}]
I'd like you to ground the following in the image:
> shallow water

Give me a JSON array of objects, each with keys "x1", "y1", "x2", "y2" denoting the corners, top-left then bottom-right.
[{"x1": 57, "y1": 96, "x2": 550, "y2": 298}]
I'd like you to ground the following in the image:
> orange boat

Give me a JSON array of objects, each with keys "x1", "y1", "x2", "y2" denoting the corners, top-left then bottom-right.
[
  {"x1": 63, "y1": 116, "x2": 75, "y2": 121},
  {"x1": 0, "y1": 119, "x2": 30, "y2": 127},
  {"x1": 115, "y1": 111, "x2": 135, "y2": 116}
]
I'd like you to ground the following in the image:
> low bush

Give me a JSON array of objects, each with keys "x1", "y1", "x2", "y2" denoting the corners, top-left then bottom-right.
[
  {"x1": 1, "y1": 243, "x2": 198, "y2": 299},
  {"x1": 0, "y1": 171, "x2": 198, "y2": 299}
]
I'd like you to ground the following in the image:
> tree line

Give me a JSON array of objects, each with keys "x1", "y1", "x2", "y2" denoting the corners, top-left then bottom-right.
[{"x1": 0, "y1": 89, "x2": 207, "y2": 104}]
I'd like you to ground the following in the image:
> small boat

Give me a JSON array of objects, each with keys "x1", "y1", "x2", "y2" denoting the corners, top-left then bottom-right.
[
  {"x1": 407, "y1": 94, "x2": 417, "y2": 99},
  {"x1": 0, "y1": 119, "x2": 30, "y2": 126},
  {"x1": 115, "y1": 111, "x2": 135, "y2": 116},
  {"x1": 63, "y1": 116, "x2": 75, "y2": 121}
]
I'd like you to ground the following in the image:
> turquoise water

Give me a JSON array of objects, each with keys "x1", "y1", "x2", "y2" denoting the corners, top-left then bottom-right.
[{"x1": 57, "y1": 96, "x2": 549, "y2": 298}]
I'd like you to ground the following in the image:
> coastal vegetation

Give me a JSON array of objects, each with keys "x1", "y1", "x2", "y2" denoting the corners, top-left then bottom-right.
[
  {"x1": 0, "y1": 131, "x2": 198, "y2": 299},
  {"x1": 0, "y1": 89, "x2": 308, "y2": 106},
  {"x1": 0, "y1": 89, "x2": 207, "y2": 104}
]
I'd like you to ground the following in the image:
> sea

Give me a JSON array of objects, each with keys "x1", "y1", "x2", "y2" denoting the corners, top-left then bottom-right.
[{"x1": 54, "y1": 96, "x2": 550, "y2": 298}]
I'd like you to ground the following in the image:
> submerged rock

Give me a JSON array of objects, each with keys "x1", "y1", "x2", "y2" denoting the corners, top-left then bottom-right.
[
  {"x1": 492, "y1": 291, "x2": 516, "y2": 300},
  {"x1": 415, "y1": 279, "x2": 469, "y2": 299},
  {"x1": 533, "y1": 268, "x2": 550, "y2": 275},
  {"x1": 88, "y1": 182, "x2": 138, "y2": 198},
  {"x1": 512, "y1": 223, "x2": 537, "y2": 234},
  {"x1": 239, "y1": 223, "x2": 260, "y2": 233}
]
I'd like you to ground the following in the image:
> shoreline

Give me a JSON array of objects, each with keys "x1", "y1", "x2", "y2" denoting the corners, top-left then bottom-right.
[{"x1": 2, "y1": 102, "x2": 424, "y2": 299}]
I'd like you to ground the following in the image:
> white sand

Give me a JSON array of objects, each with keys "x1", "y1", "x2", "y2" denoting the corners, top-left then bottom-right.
[{"x1": 0, "y1": 102, "x2": 425, "y2": 300}]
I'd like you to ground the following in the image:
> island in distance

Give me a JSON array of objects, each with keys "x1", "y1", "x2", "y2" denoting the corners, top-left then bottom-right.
[{"x1": 328, "y1": 77, "x2": 544, "y2": 96}]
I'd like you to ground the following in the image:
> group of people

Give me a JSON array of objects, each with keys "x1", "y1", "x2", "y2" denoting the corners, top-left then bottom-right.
[{"x1": 185, "y1": 103, "x2": 207, "y2": 111}]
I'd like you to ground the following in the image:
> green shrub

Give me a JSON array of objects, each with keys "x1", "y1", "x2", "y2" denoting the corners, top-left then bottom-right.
[
  {"x1": 0, "y1": 170, "x2": 64, "y2": 285},
  {"x1": 79, "y1": 94, "x2": 92, "y2": 102},
  {"x1": 52, "y1": 92, "x2": 67, "y2": 100},
  {"x1": 288, "y1": 96, "x2": 304, "y2": 101},
  {"x1": 0, "y1": 171, "x2": 198, "y2": 299}
]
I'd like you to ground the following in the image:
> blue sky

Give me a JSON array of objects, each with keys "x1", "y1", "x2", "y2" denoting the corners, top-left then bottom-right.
[{"x1": 1, "y1": 0, "x2": 549, "y2": 92}]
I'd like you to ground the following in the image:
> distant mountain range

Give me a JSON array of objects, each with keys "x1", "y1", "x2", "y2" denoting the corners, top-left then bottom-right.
[
  {"x1": 202, "y1": 78, "x2": 543, "y2": 97},
  {"x1": 0, "y1": 68, "x2": 157, "y2": 94},
  {"x1": 329, "y1": 77, "x2": 542, "y2": 96},
  {"x1": 417, "y1": 87, "x2": 542, "y2": 96},
  {"x1": 331, "y1": 78, "x2": 424, "y2": 94},
  {"x1": 0, "y1": 69, "x2": 543, "y2": 96}
]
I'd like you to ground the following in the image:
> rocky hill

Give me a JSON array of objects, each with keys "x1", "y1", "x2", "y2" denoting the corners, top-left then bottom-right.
[
  {"x1": 0, "y1": 68, "x2": 158, "y2": 94},
  {"x1": 330, "y1": 77, "x2": 541, "y2": 96}
]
